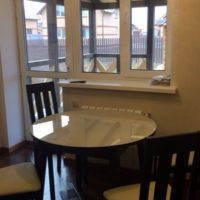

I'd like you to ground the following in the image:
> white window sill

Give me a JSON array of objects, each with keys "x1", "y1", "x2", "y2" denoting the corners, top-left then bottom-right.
[{"x1": 58, "y1": 79, "x2": 177, "y2": 94}]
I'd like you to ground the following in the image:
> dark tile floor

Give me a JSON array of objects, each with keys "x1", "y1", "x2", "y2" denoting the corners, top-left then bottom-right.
[{"x1": 0, "y1": 143, "x2": 140, "y2": 200}]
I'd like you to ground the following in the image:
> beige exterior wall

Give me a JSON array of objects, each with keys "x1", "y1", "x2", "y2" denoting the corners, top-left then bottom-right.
[
  {"x1": 96, "y1": 10, "x2": 119, "y2": 38},
  {"x1": 38, "y1": 8, "x2": 48, "y2": 38},
  {"x1": 39, "y1": 8, "x2": 65, "y2": 39},
  {"x1": 25, "y1": 19, "x2": 38, "y2": 34},
  {"x1": 57, "y1": 17, "x2": 65, "y2": 27},
  {"x1": 82, "y1": 9, "x2": 119, "y2": 38}
]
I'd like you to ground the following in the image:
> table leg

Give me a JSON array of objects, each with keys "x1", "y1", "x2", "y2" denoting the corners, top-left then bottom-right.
[
  {"x1": 76, "y1": 154, "x2": 83, "y2": 190},
  {"x1": 137, "y1": 142, "x2": 144, "y2": 171},
  {"x1": 33, "y1": 140, "x2": 47, "y2": 200}
]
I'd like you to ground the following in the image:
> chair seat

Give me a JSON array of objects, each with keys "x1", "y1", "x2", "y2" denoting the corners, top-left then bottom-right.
[
  {"x1": 103, "y1": 181, "x2": 171, "y2": 200},
  {"x1": 0, "y1": 162, "x2": 41, "y2": 196}
]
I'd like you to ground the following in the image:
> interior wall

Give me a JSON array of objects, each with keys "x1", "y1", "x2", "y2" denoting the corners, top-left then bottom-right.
[
  {"x1": 0, "y1": 53, "x2": 3, "y2": 147},
  {"x1": 0, "y1": 0, "x2": 25, "y2": 148}
]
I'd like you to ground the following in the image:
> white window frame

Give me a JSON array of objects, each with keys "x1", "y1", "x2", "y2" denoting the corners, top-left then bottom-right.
[
  {"x1": 68, "y1": 0, "x2": 170, "y2": 81},
  {"x1": 17, "y1": 0, "x2": 171, "y2": 84},
  {"x1": 16, "y1": 0, "x2": 72, "y2": 79},
  {"x1": 126, "y1": 0, "x2": 169, "y2": 78}
]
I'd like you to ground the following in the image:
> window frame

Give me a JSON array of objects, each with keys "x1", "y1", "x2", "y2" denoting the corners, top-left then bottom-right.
[
  {"x1": 74, "y1": 0, "x2": 170, "y2": 80},
  {"x1": 81, "y1": 1, "x2": 120, "y2": 74},
  {"x1": 131, "y1": 0, "x2": 167, "y2": 70},
  {"x1": 19, "y1": 0, "x2": 170, "y2": 83},
  {"x1": 125, "y1": 0, "x2": 169, "y2": 78},
  {"x1": 22, "y1": 0, "x2": 69, "y2": 75}
]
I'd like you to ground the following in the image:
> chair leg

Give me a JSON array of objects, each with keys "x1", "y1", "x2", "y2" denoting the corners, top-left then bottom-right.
[
  {"x1": 83, "y1": 155, "x2": 88, "y2": 184},
  {"x1": 109, "y1": 152, "x2": 121, "y2": 187},
  {"x1": 48, "y1": 155, "x2": 55, "y2": 200},
  {"x1": 57, "y1": 153, "x2": 62, "y2": 175},
  {"x1": 137, "y1": 142, "x2": 144, "y2": 172}
]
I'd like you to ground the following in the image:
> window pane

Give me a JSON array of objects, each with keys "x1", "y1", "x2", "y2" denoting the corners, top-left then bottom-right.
[
  {"x1": 81, "y1": 2, "x2": 120, "y2": 74},
  {"x1": 131, "y1": 7, "x2": 147, "y2": 55},
  {"x1": 153, "y1": 6, "x2": 167, "y2": 70},
  {"x1": 24, "y1": 0, "x2": 68, "y2": 72},
  {"x1": 24, "y1": 0, "x2": 49, "y2": 62},
  {"x1": 131, "y1": 7, "x2": 147, "y2": 70},
  {"x1": 82, "y1": 10, "x2": 91, "y2": 54}
]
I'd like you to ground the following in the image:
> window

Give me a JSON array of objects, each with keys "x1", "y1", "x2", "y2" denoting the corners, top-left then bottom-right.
[
  {"x1": 23, "y1": 0, "x2": 67, "y2": 73},
  {"x1": 131, "y1": 0, "x2": 167, "y2": 71},
  {"x1": 21, "y1": 0, "x2": 169, "y2": 87},
  {"x1": 81, "y1": 1, "x2": 120, "y2": 74},
  {"x1": 79, "y1": 0, "x2": 168, "y2": 79}
]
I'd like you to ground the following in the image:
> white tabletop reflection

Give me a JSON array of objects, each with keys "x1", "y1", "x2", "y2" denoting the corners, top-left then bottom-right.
[{"x1": 32, "y1": 109, "x2": 157, "y2": 148}]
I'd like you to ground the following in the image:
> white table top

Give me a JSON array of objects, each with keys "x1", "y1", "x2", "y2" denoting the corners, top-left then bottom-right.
[{"x1": 31, "y1": 109, "x2": 157, "y2": 149}]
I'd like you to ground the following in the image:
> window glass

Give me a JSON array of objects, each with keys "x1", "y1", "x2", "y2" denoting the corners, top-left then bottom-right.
[
  {"x1": 131, "y1": 0, "x2": 167, "y2": 71},
  {"x1": 23, "y1": 0, "x2": 68, "y2": 72},
  {"x1": 24, "y1": 0, "x2": 49, "y2": 62},
  {"x1": 56, "y1": 5, "x2": 64, "y2": 16},
  {"x1": 131, "y1": 7, "x2": 147, "y2": 70},
  {"x1": 81, "y1": 1, "x2": 120, "y2": 74},
  {"x1": 153, "y1": 6, "x2": 167, "y2": 70}
]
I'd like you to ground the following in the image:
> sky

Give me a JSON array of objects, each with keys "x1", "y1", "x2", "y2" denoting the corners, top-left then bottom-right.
[{"x1": 24, "y1": 0, "x2": 45, "y2": 18}]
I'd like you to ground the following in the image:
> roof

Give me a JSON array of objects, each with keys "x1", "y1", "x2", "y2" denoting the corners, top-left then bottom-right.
[
  {"x1": 155, "y1": 15, "x2": 167, "y2": 26},
  {"x1": 37, "y1": 4, "x2": 46, "y2": 15},
  {"x1": 24, "y1": 0, "x2": 45, "y2": 19}
]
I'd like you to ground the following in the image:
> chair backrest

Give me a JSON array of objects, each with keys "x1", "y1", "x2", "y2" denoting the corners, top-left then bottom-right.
[
  {"x1": 26, "y1": 81, "x2": 58, "y2": 123},
  {"x1": 140, "y1": 131, "x2": 200, "y2": 200}
]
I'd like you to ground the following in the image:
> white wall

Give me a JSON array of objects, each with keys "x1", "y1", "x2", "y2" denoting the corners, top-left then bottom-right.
[{"x1": 0, "y1": 0, "x2": 25, "y2": 148}]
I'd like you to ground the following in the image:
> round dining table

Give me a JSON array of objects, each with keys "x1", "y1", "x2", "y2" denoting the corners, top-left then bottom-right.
[{"x1": 31, "y1": 109, "x2": 157, "y2": 199}]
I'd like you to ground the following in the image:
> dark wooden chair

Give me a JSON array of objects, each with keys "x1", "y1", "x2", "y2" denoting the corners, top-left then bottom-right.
[
  {"x1": 26, "y1": 81, "x2": 62, "y2": 173},
  {"x1": 0, "y1": 162, "x2": 42, "y2": 200},
  {"x1": 104, "y1": 131, "x2": 200, "y2": 200}
]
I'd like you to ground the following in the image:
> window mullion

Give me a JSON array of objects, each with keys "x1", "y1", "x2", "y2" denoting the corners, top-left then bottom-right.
[
  {"x1": 91, "y1": 9, "x2": 97, "y2": 72},
  {"x1": 47, "y1": 0, "x2": 59, "y2": 72},
  {"x1": 90, "y1": 9, "x2": 95, "y2": 54},
  {"x1": 146, "y1": 4, "x2": 154, "y2": 70}
]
